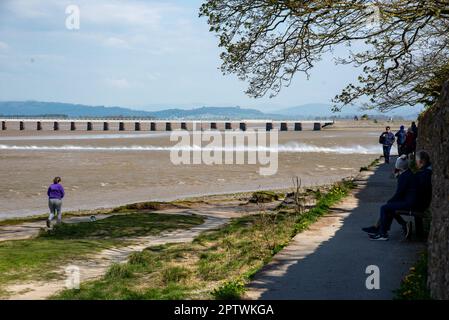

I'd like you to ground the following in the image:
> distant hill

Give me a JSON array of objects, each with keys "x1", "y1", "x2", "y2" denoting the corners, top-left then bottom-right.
[
  {"x1": 0, "y1": 101, "x2": 421, "y2": 120},
  {"x1": 0, "y1": 101, "x2": 278, "y2": 120},
  {"x1": 275, "y1": 103, "x2": 422, "y2": 120},
  {"x1": 0, "y1": 101, "x2": 155, "y2": 118}
]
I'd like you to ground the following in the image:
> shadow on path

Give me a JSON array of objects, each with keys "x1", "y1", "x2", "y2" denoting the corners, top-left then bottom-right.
[{"x1": 246, "y1": 161, "x2": 425, "y2": 300}]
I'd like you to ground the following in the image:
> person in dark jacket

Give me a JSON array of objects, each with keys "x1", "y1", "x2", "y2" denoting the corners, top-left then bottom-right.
[
  {"x1": 395, "y1": 125, "x2": 407, "y2": 156},
  {"x1": 46, "y1": 177, "x2": 65, "y2": 228},
  {"x1": 364, "y1": 155, "x2": 414, "y2": 240},
  {"x1": 367, "y1": 151, "x2": 432, "y2": 241},
  {"x1": 413, "y1": 151, "x2": 432, "y2": 211},
  {"x1": 379, "y1": 126, "x2": 395, "y2": 163},
  {"x1": 411, "y1": 121, "x2": 418, "y2": 138}
]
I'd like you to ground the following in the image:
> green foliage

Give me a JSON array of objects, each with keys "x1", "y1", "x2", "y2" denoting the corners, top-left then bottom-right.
[
  {"x1": 395, "y1": 253, "x2": 431, "y2": 300},
  {"x1": 162, "y1": 266, "x2": 191, "y2": 284},
  {"x1": 105, "y1": 263, "x2": 134, "y2": 280},
  {"x1": 212, "y1": 280, "x2": 245, "y2": 300}
]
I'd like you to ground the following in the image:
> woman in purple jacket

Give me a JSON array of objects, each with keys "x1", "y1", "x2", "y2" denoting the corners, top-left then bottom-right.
[{"x1": 46, "y1": 177, "x2": 65, "y2": 227}]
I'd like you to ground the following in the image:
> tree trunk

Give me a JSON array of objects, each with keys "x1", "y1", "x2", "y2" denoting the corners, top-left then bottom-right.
[{"x1": 418, "y1": 79, "x2": 449, "y2": 299}]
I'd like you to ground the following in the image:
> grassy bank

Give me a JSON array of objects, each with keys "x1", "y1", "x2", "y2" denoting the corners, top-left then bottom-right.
[
  {"x1": 55, "y1": 179, "x2": 355, "y2": 300},
  {"x1": 0, "y1": 213, "x2": 204, "y2": 293}
]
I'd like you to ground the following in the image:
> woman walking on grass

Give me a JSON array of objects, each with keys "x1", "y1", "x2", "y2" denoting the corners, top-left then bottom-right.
[{"x1": 46, "y1": 177, "x2": 65, "y2": 228}]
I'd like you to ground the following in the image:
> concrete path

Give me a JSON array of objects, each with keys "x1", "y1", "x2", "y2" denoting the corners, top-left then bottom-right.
[{"x1": 246, "y1": 162, "x2": 425, "y2": 300}]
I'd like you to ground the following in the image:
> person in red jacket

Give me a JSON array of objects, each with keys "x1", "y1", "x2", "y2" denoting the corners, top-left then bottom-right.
[{"x1": 404, "y1": 128, "x2": 416, "y2": 155}]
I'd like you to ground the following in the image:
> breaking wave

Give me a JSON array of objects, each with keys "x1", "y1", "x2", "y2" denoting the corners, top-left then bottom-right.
[{"x1": 0, "y1": 142, "x2": 382, "y2": 154}]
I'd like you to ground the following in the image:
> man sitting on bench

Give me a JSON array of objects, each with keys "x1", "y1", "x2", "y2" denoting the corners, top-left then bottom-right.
[
  {"x1": 364, "y1": 151, "x2": 432, "y2": 241},
  {"x1": 396, "y1": 151, "x2": 433, "y2": 238}
]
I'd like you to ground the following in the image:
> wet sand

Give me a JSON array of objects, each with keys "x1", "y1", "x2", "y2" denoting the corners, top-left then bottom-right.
[{"x1": 0, "y1": 121, "x2": 401, "y2": 219}]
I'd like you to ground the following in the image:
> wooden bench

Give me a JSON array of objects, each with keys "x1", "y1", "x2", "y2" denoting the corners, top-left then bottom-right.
[{"x1": 396, "y1": 210, "x2": 425, "y2": 238}]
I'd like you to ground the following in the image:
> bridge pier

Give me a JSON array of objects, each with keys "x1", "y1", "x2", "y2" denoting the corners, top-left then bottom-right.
[
  {"x1": 313, "y1": 122, "x2": 321, "y2": 131},
  {"x1": 135, "y1": 122, "x2": 141, "y2": 131},
  {"x1": 294, "y1": 122, "x2": 302, "y2": 131},
  {"x1": 239, "y1": 122, "x2": 247, "y2": 131},
  {"x1": 119, "y1": 122, "x2": 125, "y2": 131},
  {"x1": 70, "y1": 122, "x2": 76, "y2": 131},
  {"x1": 150, "y1": 122, "x2": 156, "y2": 131},
  {"x1": 2, "y1": 121, "x2": 6, "y2": 130},
  {"x1": 87, "y1": 122, "x2": 93, "y2": 131},
  {"x1": 37, "y1": 121, "x2": 42, "y2": 131},
  {"x1": 166, "y1": 122, "x2": 172, "y2": 131},
  {"x1": 103, "y1": 122, "x2": 109, "y2": 131},
  {"x1": 20, "y1": 121, "x2": 25, "y2": 131},
  {"x1": 225, "y1": 122, "x2": 232, "y2": 130},
  {"x1": 280, "y1": 122, "x2": 288, "y2": 131},
  {"x1": 266, "y1": 122, "x2": 273, "y2": 131}
]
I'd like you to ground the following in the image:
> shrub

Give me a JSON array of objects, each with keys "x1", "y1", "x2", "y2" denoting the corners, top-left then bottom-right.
[{"x1": 212, "y1": 280, "x2": 245, "y2": 300}]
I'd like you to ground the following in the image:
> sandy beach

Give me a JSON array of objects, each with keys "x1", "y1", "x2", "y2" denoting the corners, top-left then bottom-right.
[{"x1": 0, "y1": 121, "x2": 402, "y2": 219}]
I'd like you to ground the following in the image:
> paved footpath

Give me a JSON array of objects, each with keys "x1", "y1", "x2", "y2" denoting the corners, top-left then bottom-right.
[{"x1": 246, "y1": 162, "x2": 425, "y2": 300}]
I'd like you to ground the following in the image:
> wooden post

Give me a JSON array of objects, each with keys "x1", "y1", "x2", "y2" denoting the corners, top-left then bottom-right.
[
  {"x1": 20, "y1": 121, "x2": 25, "y2": 131},
  {"x1": 70, "y1": 122, "x2": 76, "y2": 131},
  {"x1": 37, "y1": 121, "x2": 42, "y2": 131},
  {"x1": 1, "y1": 121, "x2": 6, "y2": 130},
  {"x1": 313, "y1": 122, "x2": 321, "y2": 131},
  {"x1": 294, "y1": 122, "x2": 302, "y2": 131},
  {"x1": 150, "y1": 122, "x2": 156, "y2": 131},
  {"x1": 181, "y1": 122, "x2": 187, "y2": 130},
  {"x1": 103, "y1": 122, "x2": 109, "y2": 131},
  {"x1": 119, "y1": 122, "x2": 125, "y2": 131},
  {"x1": 87, "y1": 122, "x2": 93, "y2": 131},
  {"x1": 135, "y1": 122, "x2": 141, "y2": 131},
  {"x1": 210, "y1": 122, "x2": 217, "y2": 130},
  {"x1": 239, "y1": 122, "x2": 246, "y2": 131},
  {"x1": 225, "y1": 122, "x2": 232, "y2": 130}
]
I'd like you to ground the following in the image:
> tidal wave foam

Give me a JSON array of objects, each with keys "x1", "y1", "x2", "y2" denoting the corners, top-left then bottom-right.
[{"x1": 0, "y1": 143, "x2": 381, "y2": 154}]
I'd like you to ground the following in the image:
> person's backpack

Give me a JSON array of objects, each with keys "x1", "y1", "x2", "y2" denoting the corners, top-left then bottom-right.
[
  {"x1": 379, "y1": 133, "x2": 386, "y2": 144},
  {"x1": 397, "y1": 131, "x2": 406, "y2": 145}
]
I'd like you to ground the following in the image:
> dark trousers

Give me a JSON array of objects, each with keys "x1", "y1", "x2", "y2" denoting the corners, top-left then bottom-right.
[
  {"x1": 383, "y1": 145, "x2": 392, "y2": 163},
  {"x1": 398, "y1": 144, "x2": 405, "y2": 156},
  {"x1": 379, "y1": 202, "x2": 410, "y2": 235}
]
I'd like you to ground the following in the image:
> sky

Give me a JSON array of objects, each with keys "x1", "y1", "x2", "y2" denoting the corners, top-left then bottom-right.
[{"x1": 0, "y1": 0, "x2": 422, "y2": 115}]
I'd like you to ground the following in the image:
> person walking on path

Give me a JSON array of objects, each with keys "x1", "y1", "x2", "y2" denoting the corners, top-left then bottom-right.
[
  {"x1": 379, "y1": 126, "x2": 395, "y2": 163},
  {"x1": 395, "y1": 125, "x2": 407, "y2": 156},
  {"x1": 404, "y1": 127, "x2": 416, "y2": 155},
  {"x1": 46, "y1": 177, "x2": 65, "y2": 228},
  {"x1": 411, "y1": 121, "x2": 418, "y2": 139}
]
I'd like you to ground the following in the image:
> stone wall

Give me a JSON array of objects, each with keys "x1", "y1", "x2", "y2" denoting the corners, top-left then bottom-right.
[{"x1": 417, "y1": 79, "x2": 449, "y2": 299}]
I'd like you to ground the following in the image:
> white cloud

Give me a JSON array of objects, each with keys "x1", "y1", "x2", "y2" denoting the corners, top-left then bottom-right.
[
  {"x1": 0, "y1": 41, "x2": 9, "y2": 50},
  {"x1": 105, "y1": 77, "x2": 131, "y2": 89},
  {"x1": 80, "y1": 1, "x2": 183, "y2": 29},
  {"x1": 103, "y1": 37, "x2": 129, "y2": 48}
]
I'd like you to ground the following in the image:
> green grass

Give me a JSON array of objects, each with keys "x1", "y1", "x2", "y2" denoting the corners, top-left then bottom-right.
[
  {"x1": 0, "y1": 213, "x2": 204, "y2": 295},
  {"x1": 55, "y1": 180, "x2": 355, "y2": 300},
  {"x1": 41, "y1": 213, "x2": 204, "y2": 239},
  {"x1": 0, "y1": 238, "x2": 119, "y2": 286},
  {"x1": 395, "y1": 252, "x2": 431, "y2": 300}
]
